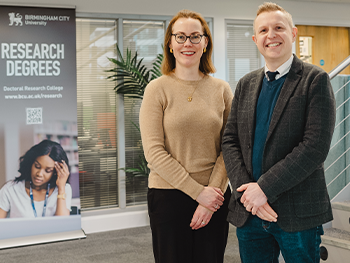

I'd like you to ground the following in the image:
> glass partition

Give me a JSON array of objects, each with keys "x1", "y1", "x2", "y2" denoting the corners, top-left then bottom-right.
[
  {"x1": 226, "y1": 22, "x2": 260, "y2": 92},
  {"x1": 123, "y1": 20, "x2": 165, "y2": 206},
  {"x1": 76, "y1": 18, "x2": 118, "y2": 210},
  {"x1": 325, "y1": 74, "x2": 350, "y2": 199}
]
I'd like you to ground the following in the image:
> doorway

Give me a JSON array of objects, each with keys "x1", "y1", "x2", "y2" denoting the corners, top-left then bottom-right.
[{"x1": 296, "y1": 25, "x2": 350, "y2": 74}]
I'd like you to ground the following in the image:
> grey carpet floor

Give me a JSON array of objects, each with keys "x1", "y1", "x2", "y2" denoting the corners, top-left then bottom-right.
[{"x1": 0, "y1": 224, "x2": 241, "y2": 263}]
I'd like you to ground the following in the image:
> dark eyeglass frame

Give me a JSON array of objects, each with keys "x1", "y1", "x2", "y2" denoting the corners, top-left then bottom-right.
[{"x1": 171, "y1": 33, "x2": 207, "y2": 44}]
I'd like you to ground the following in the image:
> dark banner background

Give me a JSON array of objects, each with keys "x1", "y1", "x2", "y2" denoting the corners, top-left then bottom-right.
[{"x1": 0, "y1": 5, "x2": 81, "y2": 242}]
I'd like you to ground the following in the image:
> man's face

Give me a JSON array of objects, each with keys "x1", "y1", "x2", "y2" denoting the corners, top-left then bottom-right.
[{"x1": 252, "y1": 10, "x2": 297, "y2": 69}]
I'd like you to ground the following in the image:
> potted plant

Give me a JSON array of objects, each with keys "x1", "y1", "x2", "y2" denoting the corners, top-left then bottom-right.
[{"x1": 106, "y1": 45, "x2": 163, "y2": 177}]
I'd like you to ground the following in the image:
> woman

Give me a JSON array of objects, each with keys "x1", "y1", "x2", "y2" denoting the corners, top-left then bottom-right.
[
  {"x1": 140, "y1": 9, "x2": 233, "y2": 263},
  {"x1": 0, "y1": 140, "x2": 72, "y2": 218}
]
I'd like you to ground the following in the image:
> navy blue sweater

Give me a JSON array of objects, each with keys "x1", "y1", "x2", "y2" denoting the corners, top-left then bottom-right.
[{"x1": 252, "y1": 74, "x2": 288, "y2": 181}]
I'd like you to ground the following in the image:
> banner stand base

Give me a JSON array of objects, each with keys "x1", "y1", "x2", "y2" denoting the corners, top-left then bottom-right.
[{"x1": 0, "y1": 229, "x2": 86, "y2": 249}]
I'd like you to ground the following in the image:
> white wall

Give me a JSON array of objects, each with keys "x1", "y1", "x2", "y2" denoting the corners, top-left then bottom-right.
[{"x1": 3, "y1": 0, "x2": 350, "y2": 80}]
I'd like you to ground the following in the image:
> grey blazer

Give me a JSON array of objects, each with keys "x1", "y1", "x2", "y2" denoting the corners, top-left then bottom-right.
[{"x1": 222, "y1": 55, "x2": 336, "y2": 232}]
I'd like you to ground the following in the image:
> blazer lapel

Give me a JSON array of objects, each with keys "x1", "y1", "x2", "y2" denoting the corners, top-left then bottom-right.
[
  {"x1": 248, "y1": 68, "x2": 265, "y2": 144},
  {"x1": 266, "y1": 55, "x2": 303, "y2": 142}
]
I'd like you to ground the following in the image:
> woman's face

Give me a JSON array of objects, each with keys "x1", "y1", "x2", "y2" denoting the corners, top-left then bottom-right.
[
  {"x1": 31, "y1": 155, "x2": 55, "y2": 188},
  {"x1": 169, "y1": 17, "x2": 208, "y2": 71}
]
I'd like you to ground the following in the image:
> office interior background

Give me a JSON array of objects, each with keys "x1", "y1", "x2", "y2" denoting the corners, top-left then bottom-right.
[{"x1": 1, "y1": 0, "x2": 349, "y2": 235}]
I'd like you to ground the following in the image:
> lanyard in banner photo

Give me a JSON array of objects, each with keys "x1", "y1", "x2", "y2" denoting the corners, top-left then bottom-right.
[{"x1": 30, "y1": 182, "x2": 50, "y2": 217}]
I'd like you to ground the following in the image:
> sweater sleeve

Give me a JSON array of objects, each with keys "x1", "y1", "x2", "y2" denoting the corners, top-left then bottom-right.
[
  {"x1": 208, "y1": 83, "x2": 234, "y2": 193},
  {"x1": 140, "y1": 79, "x2": 204, "y2": 200}
]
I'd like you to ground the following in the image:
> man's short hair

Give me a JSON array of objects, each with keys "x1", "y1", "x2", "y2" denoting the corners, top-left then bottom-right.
[{"x1": 253, "y1": 2, "x2": 294, "y2": 34}]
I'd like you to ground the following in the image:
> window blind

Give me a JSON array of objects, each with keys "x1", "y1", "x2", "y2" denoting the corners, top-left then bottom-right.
[
  {"x1": 226, "y1": 24, "x2": 260, "y2": 92},
  {"x1": 76, "y1": 18, "x2": 119, "y2": 210},
  {"x1": 122, "y1": 20, "x2": 165, "y2": 206}
]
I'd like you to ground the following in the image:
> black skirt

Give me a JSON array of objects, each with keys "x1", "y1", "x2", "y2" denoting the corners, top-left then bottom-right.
[{"x1": 148, "y1": 187, "x2": 231, "y2": 263}]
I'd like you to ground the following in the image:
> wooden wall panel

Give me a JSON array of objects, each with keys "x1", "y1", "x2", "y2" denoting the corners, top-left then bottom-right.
[{"x1": 296, "y1": 25, "x2": 350, "y2": 74}]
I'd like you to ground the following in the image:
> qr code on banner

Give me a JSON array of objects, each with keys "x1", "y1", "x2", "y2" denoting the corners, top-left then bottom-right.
[{"x1": 26, "y1": 108, "x2": 43, "y2": 125}]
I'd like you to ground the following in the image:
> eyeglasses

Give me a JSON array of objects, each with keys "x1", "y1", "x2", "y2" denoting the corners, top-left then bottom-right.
[{"x1": 171, "y1": 33, "x2": 206, "y2": 44}]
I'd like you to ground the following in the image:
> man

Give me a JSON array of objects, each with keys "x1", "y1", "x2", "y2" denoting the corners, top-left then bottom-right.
[{"x1": 222, "y1": 2, "x2": 336, "y2": 263}]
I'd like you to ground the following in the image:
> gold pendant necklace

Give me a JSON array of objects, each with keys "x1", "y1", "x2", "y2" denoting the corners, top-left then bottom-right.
[{"x1": 174, "y1": 73, "x2": 203, "y2": 102}]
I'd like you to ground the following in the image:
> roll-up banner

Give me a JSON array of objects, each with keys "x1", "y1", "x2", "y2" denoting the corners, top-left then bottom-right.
[{"x1": 0, "y1": 5, "x2": 85, "y2": 248}]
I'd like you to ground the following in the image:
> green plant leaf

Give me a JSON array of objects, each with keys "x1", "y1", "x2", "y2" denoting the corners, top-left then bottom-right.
[
  {"x1": 106, "y1": 44, "x2": 163, "y2": 177},
  {"x1": 106, "y1": 44, "x2": 163, "y2": 99}
]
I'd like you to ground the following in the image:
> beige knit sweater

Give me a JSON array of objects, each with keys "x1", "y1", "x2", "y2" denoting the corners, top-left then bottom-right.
[{"x1": 139, "y1": 73, "x2": 233, "y2": 200}]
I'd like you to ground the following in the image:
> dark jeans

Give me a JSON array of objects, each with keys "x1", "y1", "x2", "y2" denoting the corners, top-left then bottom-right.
[
  {"x1": 236, "y1": 215, "x2": 323, "y2": 263},
  {"x1": 148, "y1": 188, "x2": 231, "y2": 263}
]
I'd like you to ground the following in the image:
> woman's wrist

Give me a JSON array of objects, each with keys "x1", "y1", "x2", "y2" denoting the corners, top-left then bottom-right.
[
  {"x1": 57, "y1": 185, "x2": 66, "y2": 194},
  {"x1": 199, "y1": 204, "x2": 214, "y2": 214},
  {"x1": 57, "y1": 193, "x2": 66, "y2": 200}
]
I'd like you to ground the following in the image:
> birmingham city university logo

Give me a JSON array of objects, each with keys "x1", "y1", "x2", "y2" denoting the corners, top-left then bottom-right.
[{"x1": 9, "y1": 12, "x2": 23, "y2": 26}]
